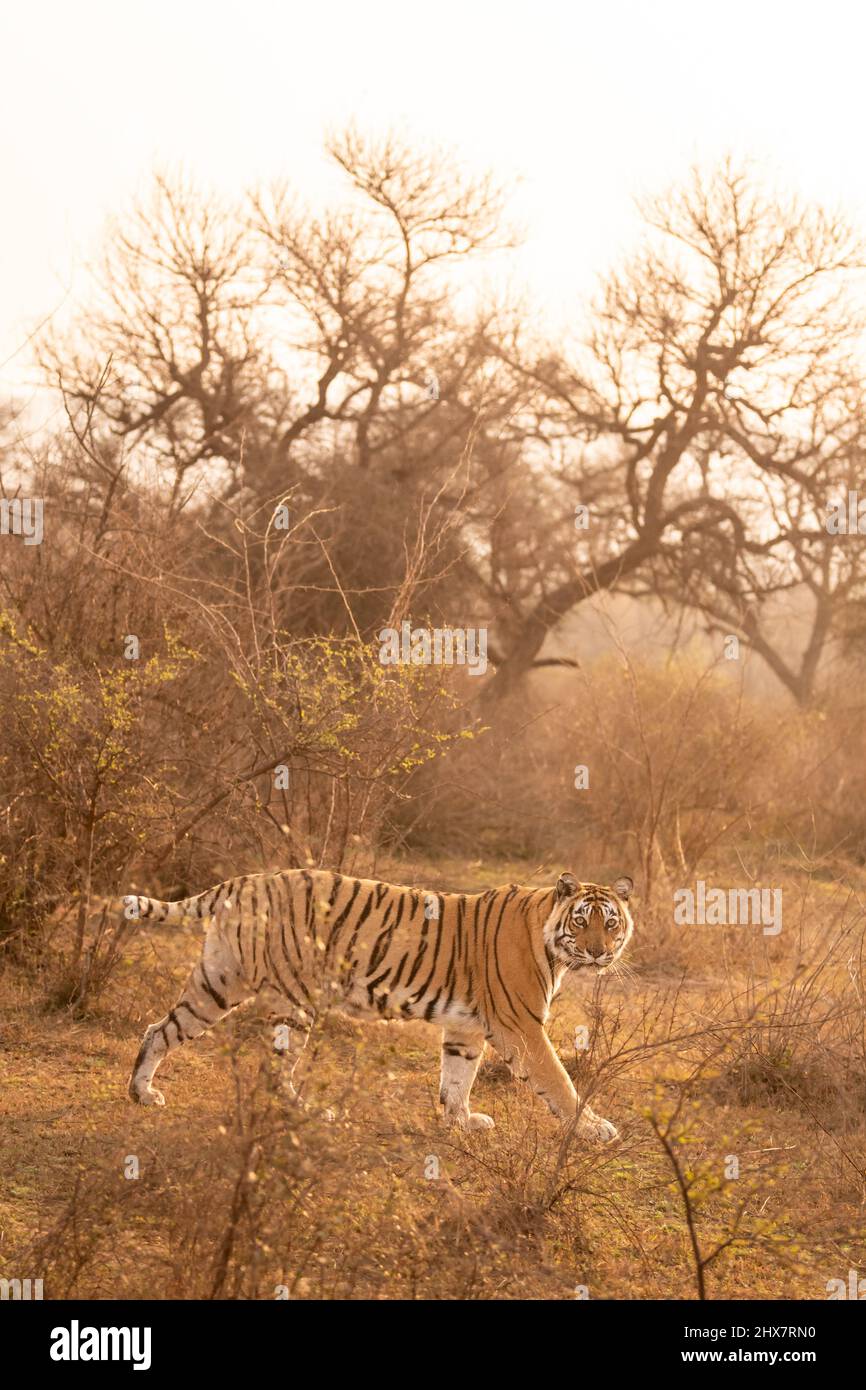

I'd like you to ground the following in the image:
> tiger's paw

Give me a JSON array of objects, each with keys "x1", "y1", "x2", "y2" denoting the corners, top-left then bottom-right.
[
  {"x1": 465, "y1": 1111, "x2": 495, "y2": 1131},
  {"x1": 282, "y1": 1084, "x2": 336, "y2": 1125},
  {"x1": 442, "y1": 1108, "x2": 495, "y2": 1132},
  {"x1": 577, "y1": 1109, "x2": 618, "y2": 1143},
  {"x1": 130, "y1": 1084, "x2": 165, "y2": 1108}
]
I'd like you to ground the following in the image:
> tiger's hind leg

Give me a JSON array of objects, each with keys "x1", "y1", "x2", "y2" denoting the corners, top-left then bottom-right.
[
  {"x1": 269, "y1": 1015, "x2": 339, "y2": 1122},
  {"x1": 129, "y1": 936, "x2": 251, "y2": 1107},
  {"x1": 480, "y1": 1045, "x2": 518, "y2": 1083},
  {"x1": 440, "y1": 1025, "x2": 493, "y2": 1131},
  {"x1": 256, "y1": 986, "x2": 338, "y2": 1122},
  {"x1": 268, "y1": 1006, "x2": 315, "y2": 1100}
]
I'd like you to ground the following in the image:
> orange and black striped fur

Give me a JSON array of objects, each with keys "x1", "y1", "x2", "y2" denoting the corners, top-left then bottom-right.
[{"x1": 127, "y1": 868, "x2": 634, "y2": 1140}]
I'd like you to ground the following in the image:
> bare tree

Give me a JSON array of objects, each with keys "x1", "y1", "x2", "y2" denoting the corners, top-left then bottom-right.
[
  {"x1": 39, "y1": 174, "x2": 274, "y2": 508},
  {"x1": 655, "y1": 428, "x2": 866, "y2": 704},
  {"x1": 479, "y1": 160, "x2": 866, "y2": 701},
  {"x1": 39, "y1": 131, "x2": 524, "y2": 640}
]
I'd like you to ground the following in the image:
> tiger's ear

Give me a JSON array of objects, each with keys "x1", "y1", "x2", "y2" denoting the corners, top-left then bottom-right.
[
  {"x1": 556, "y1": 872, "x2": 580, "y2": 901},
  {"x1": 612, "y1": 875, "x2": 634, "y2": 901}
]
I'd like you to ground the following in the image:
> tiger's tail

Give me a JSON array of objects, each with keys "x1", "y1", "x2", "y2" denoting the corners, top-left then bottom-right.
[{"x1": 120, "y1": 889, "x2": 218, "y2": 925}]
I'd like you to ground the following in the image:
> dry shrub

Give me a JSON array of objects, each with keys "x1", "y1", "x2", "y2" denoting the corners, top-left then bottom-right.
[
  {"x1": 696, "y1": 885, "x2": 866, "y2": 1138},
  {"x1": 409, "y1": 649, "x2": 866, "y2": 911},
  {"x1": 0, "y1": 466, "x2": 469, "y2": 1007},
  {"x1": 409, "y1": 654, "x2": 785, "y2": 881}
]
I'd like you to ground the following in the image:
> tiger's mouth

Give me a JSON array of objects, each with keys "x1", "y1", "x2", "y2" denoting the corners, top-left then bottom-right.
[{"x1": 569, "y1": 955, "x2": 614, "y2": 972}]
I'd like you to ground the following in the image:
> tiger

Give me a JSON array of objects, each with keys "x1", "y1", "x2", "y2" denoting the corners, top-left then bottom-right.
[{"x1": 126, "y1": 868, "x2": 634, "y2": 1141}]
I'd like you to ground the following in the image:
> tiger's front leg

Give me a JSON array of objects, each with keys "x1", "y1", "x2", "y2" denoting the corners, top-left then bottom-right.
[
  {"x1": 492, "y1": 1025, "x2": 619, "y2": 1143},
  {"x1": 439, "y1": 1026, "x2": 494, "y2": 1131}
]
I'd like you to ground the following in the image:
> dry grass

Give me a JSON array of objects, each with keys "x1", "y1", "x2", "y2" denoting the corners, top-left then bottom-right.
[{"x1": 2, "y1": 853, "x2": 866, "y2": 1301}]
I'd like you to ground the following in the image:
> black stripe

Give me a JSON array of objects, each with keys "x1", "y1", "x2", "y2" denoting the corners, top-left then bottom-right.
[
  {"x1": 409, "y1": 903, "x2": 445, "y2": 1006},
  {"x1": 326, "y1": 879, "x2": 361, "y2": 962},
  {"x1": 175, "y1": 999, "x2": 211, "y2": 1026},
  {"x1": 280, "y1": 875, "x2": 303, "y2": 970},
  {"x1": 263, "y1": 932, "x2": 310, "y2": 1014},
  {"x1": 389, "y1": 951, "x2": 409, "y2": 990},
  {"x1": 490, "y1": 888, "x2": 522, "y2": 1026},
  {"x1": 201, "y1": 888, "x2": 220, "y2": 917},
  {"x1": 423, "y1": 987, "x2": 444, "y2": 1021},
  {"x1": 266, "y1": 898, "x2": 314, "y2": 1007},
  {"x1": 345, "y1": 883, "x2": 386, "y2": 960},
  {"x1": 404, "y1": 937, "x2": 428, "y2": 989},
  {"x1": 367, "y1": 897, "x2": 399, "y2": 975},
  {"x1": 247, "y1": 880, "x2": 259, "y2": 980},
  {"x1": 301, "y1": 871, "x2": 315, "y2": 947},
  {"x1": 199, "y1": 964, "x2": 228, "y2": 1012},
  {"x1": 514, "y1": 991, "x2": 544, "y2": 1025}
]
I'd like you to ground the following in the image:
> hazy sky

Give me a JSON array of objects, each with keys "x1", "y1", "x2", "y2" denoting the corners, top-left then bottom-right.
[{"x1": 4, "y1": 0, "x2": 866, "y2": 401}]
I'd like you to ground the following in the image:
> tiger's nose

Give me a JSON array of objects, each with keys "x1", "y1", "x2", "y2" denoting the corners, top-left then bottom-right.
[{"x1": 587, "y1": 944, "x2": 606, "y2": 959}]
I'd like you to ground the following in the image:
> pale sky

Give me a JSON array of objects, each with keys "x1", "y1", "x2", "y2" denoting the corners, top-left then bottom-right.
[{"x1": 4, "y1": 0, "x2": 866, "y2": 403}]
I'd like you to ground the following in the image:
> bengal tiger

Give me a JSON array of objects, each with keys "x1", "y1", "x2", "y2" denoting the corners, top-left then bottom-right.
[{"x1": 126, "y1": 868, "x2": 634, "y2": 1141}]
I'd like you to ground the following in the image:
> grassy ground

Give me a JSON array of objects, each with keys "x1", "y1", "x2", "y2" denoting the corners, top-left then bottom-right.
[{"x1": 2, "y1": 855, "x2": 866, "y2": 1300}]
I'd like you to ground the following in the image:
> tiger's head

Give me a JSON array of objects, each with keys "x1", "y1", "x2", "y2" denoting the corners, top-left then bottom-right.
[{"x1": 546, "y1": 872, "x2": 634, "y2": 973}]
